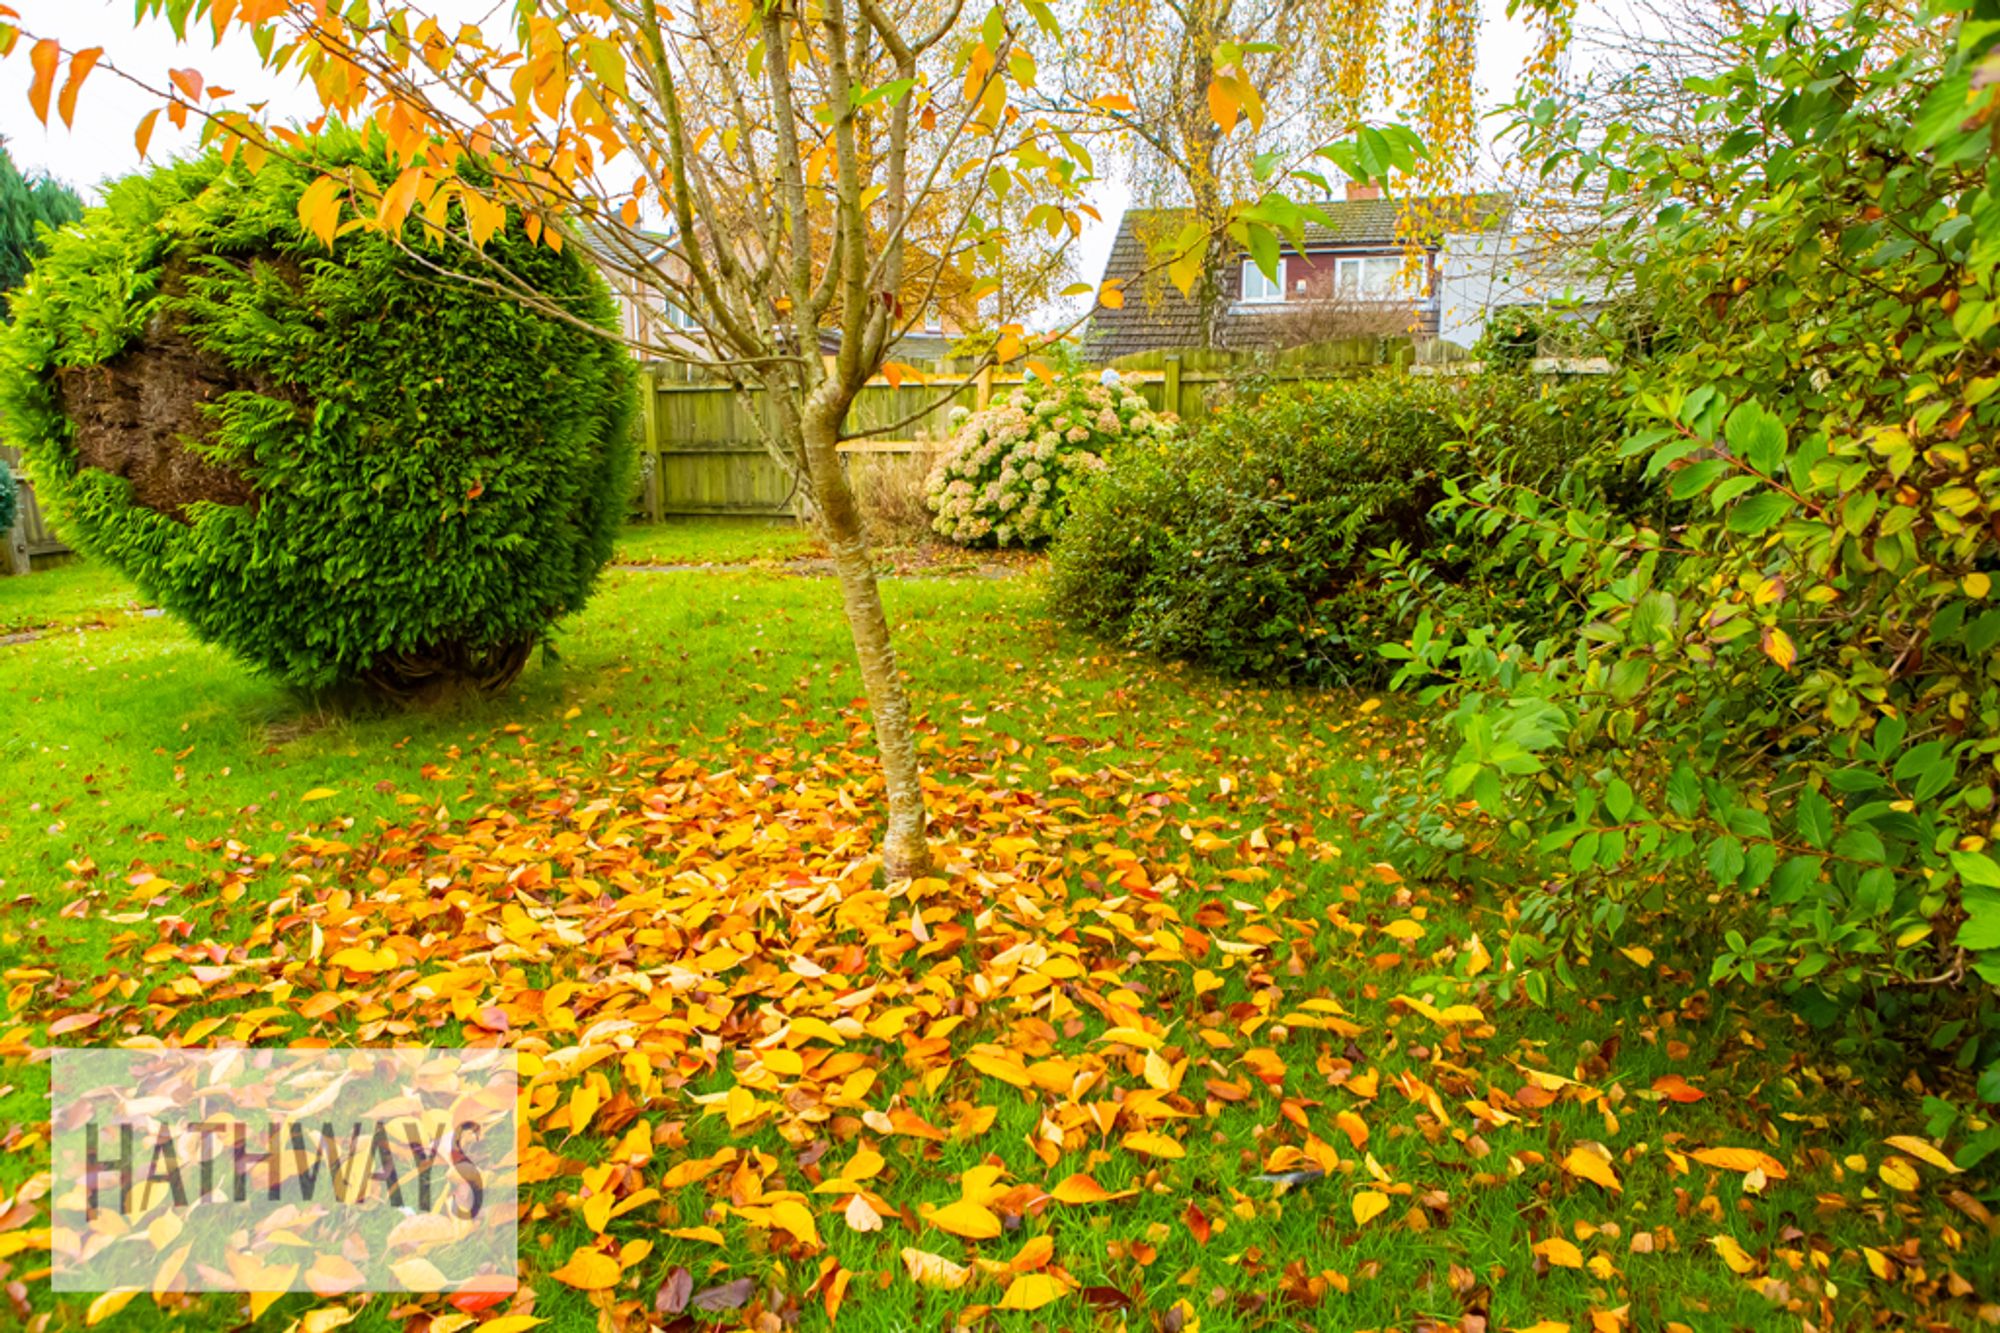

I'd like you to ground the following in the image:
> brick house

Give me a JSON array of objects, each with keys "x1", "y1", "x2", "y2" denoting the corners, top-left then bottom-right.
[{"x1": 1082, "y1": 186, "x2": 1520, "y2": 361}]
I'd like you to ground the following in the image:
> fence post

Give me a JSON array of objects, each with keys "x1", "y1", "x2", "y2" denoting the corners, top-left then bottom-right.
[
  {"x1": 1163, "y1": 354, "x2": 1183, "y2": 417},
  {"x1": 640, "y1": 365, "x2": 663, "y2": 524},
  {"x1": 975, "y1": 364, "x2": 993, "y2": 411}
]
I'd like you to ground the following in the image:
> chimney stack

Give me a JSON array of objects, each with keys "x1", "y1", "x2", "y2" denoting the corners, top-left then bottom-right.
[{"x1": 1345, "y1": 181, "x2": 1382, "y2": 202}]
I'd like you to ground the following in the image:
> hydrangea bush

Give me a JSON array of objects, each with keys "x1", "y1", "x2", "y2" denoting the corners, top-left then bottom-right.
[{"x1": 925, "y1": 372, "x2": 1173, "y2": 546}]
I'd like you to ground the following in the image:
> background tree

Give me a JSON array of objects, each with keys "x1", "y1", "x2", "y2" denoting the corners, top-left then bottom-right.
[
  {"x1": 4, "y1": 0, "x2": 1340, "y2": 876},
  {"x1": 1047, "y1": 0, "x2": 1562, "y2": 346},
  {"x1": 0, "y1": 138, "x2": 79, "y2": 309}
]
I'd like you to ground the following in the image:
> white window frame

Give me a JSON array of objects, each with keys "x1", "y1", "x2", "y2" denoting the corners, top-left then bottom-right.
[
  {"x1": 1335, "y1": 254, "x2": 1411, "y2": 302},
  {"x1": 660, "y1": 294, "x2": 701, "y2": 331},
  {"x1": 1239, "y1": 257, "x2": 1286, "y2": 304}
]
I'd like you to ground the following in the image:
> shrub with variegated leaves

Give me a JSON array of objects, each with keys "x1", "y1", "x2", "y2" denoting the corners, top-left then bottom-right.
[{"x1": 925, "y1": 372, "x2": 1175, "y2": 547}]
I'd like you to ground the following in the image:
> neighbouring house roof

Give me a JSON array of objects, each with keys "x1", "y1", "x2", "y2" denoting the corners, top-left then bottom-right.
[{"x1": 1083, "y1": 194, "x2": 1511, "y2": 362}]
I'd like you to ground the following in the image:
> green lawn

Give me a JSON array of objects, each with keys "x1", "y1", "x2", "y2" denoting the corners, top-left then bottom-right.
[
  {"x1": 0, "y1": 525, "x2": 1991, "y2": 1332},
  {"x1": 611, "y1": 516, "x2": 821, "y2": 566}
]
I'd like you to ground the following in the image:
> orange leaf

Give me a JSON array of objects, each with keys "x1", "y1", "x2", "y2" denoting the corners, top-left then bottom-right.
[
  {"x1": 27, "y1": 39, "x2": 58, "y2": 125},
  {"x1": 57, "y1": 48, "x2": 101, "y2": 129},
  {"x1": 169, "y1": 67, "x2": 205, "y2": 102},
  {"x1": 135, "y1": 108, "x2": 162, "y2": 159},
  {"x1": 1650, "y1": 1074, "x2": 1706, "y2": 1103},
  {"x1": 1048, "y1": 1173, "x2": 1134, "y2": 1204}
]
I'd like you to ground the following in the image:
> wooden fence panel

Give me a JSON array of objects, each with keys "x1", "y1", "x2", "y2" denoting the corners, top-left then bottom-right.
[
  {"x1": 3, "y1": 446, "x2": 69, "y2": 573},
  {"x1": 631, "y1": 338, "x2": 1405, "y2": 520}
]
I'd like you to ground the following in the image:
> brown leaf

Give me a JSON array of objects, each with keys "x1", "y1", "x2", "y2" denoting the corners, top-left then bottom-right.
[
  {"x1": 655, "y1": 1266, "x2": 693, "y2": 1316},
  {"x1": 691, "y1": 1278, "x2": 756, "y2": 1312}
]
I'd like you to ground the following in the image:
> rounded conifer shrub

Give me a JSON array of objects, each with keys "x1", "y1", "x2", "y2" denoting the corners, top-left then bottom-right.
[{"x1": 0, "y1": 136, "x2": 636, "y2": 695}]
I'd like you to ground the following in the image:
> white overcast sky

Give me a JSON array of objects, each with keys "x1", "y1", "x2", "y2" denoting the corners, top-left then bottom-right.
[{"x1": 0, "y1": 0, "x2": 1603, "y2": 295}]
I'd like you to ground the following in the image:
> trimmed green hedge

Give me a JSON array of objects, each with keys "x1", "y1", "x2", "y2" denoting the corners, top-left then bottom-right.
[
  {"x1": 0, "y1": 135, "x2": 635, "y2": 692},
  {"x1": 1049, "y1": 373, "x2": 1599, "y2": 684}
]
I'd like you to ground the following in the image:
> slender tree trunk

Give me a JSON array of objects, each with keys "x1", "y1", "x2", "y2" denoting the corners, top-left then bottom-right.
[{"x1": 798, "y1": 402, "x2": 931, "y2": 879}]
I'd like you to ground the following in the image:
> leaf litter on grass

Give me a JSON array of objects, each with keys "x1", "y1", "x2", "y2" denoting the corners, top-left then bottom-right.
[{"x1": 0, "y1": 681, "x2": 1992, "y2": 1333}]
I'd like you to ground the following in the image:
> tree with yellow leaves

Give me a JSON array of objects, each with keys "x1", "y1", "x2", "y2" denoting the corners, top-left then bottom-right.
[{"x1": 1046, "y1": 0, "x2": 1532, "y2": 344}]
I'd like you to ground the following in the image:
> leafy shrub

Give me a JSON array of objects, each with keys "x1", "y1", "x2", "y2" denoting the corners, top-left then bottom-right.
[
  {"x1": 926, "y1": 372, "x2": 1173, "y2": 546},
  {"x1": 1051, "y1": 373, "x2": 1596, "y2": 683},
  {"x1": 1382, "y1": 9, "x2": 2000, "y2": 1102},
  {"x1": 0, "y1": 136, "x2": 635, "y2": 694},
  {"x1": 1475, "y1": 306, "x2": 1543, "y2": 369}
]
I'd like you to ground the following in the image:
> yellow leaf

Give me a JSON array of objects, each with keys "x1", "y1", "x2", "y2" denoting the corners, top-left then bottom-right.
[
  {"x1": 927, "y1": 1199, "x2": 1001, "y2": 1240},
  {"x1": 1965, "y1": 571, "x2": 1991, "y2": 600},
  {"x1": 325, "y1": 946, "x2": 397, "y2": 973},
  {"x1": 901, "y1": 1247, "x2": 971, "y2": 1290},
  {"x1": 1883, "y1": 1135, "x2": 1960, "y2": 1174},
  {"x1": 1121, "y1": 1130, "x2": 1184, "y2": 1159},
  {"x1": 999, "y1": 1272, "x2": 1068, "y2": 1310},
  {"x1": 390, "y1": 1258, "x2": 447, "y2": 1291},
  {"x1": 1507, "y1": 1324, "x2": 1572, "y2": 1333},
  {"x1": 967, "y1": 1050, "x2": 1033, "y2": 1087},
  {"x1": 549, "y1": 1247, "x2": 622, "y2": 1291},
  {"x1": 1878, "y1": 1156, "x2": 1920, "y2": 1192},
  {"x1": 1617, "y1": 946, "x2": 1654, "y2": 968},
  {"x1": 479, "y1": 1321, "x2": 545, "y2": 1333},
  {"x1": 567, "y1": 1081, "x2": 600, "y2": 1136},
  {"x1": 1097, "y1": 283, "x2": 1125, "y2": 311},
  {"x1": 1761, "y1": 626, "x2": 1798, "y2": 672},
  {"x1": 664, "y1": 1226, "x2": 724, "y2": 1244},
  {"x1": 299, "y1": 1312, "x2": 355, "y2": 1333},
  {"x1": 1562, "y1": 1147, "x2": 1623, "y2": 1194},
  {"x1": 86, "y1": 1292, "x2": 140, "y2": 1326},
  {"x1": 1334, "y1": 1109, "x2": 1368, "y2": 1148},
  {"x1": 1690, "y1": 1146, "x2": 1788, "y2": 1179},
  {"x1": 768, "y1": 1198, "x2": 820, "y2": 1245},
  {"x1": 1535, "y1": 1237, "x2": 1584, "y2": 1269},
  {"x1": 1862, "y1": 1246, "x2": 1895, "y2": 1280},
  {"x1": 300, "y1": 786, "x2": 338, "y2": 802},
  {"x1": 1382, "y1": 919, "x2": 1424, "y2": 942},
  {"x1": 1351, "y1": 1190, "x2": 1390, "y2": 1226},
  {"x1": 1709, "y1": 1234, "x2": 1757, "y2": 1274}
]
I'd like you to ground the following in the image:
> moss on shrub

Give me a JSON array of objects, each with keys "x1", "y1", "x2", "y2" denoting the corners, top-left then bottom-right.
[{"x1": 0, "y1": 136, "x2": 635, "y2": 694}]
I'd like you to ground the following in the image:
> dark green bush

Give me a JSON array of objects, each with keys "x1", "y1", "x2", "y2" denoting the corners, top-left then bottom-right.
[
  {"x1": 0, "y1": 136, "x2": 635, "y2": 694},
  {"x1": 1049, "y1": 373, "x2": 1598, "y2": 683},
  {"x1": 0, "y1": 462, "x2": 14, "y2": 538}
]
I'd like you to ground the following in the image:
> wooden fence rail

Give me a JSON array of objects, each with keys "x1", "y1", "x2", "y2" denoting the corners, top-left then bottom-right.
[{"x1": 635, "y1": 338, "x2": 1404, "y2": 521}]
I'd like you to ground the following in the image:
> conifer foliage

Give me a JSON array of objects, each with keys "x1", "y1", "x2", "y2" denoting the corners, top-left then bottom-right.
[{"x1": 0, "y1": 136, "x2": 636, "y2": 694}]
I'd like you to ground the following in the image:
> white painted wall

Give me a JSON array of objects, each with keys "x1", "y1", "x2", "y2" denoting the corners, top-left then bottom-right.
[{"x1": 1435, "y1": 232, "x2": 1614, "y2": 349}]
